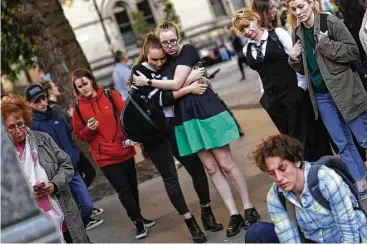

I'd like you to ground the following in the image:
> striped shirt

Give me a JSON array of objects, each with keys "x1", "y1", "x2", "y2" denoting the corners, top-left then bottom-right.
[{"x1": 267, "y1": 162, "x2": 367, "y2": 243}]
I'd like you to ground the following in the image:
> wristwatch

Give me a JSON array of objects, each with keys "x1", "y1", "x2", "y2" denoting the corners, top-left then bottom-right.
[{"x1": 147, "y1": 79, "x2": 152, "y2": 86}]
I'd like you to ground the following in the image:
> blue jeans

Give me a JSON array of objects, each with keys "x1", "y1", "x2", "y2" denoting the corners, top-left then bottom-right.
[
  {"x1": 315, "y1": 93, "x2": 367, "y2": 182},
  {"x1": 245, "y1": 222, "x2": 280, "y2": 243},
  {"x1": 69, "y1": 172, "x2": 93, "y2": 227}
]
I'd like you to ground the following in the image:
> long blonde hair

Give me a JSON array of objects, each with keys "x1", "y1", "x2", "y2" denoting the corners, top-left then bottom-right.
[
  {"x1": 155, "y1": 20, "x2": 181, "y2": 40},
  {"x1": 287, "y1": 0, "x2": 320, "y2": 29}
]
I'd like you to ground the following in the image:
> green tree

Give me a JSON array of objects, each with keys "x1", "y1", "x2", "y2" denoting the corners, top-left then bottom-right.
[
  {"x1": 160, "y1": 0, "x2": 185, "y2": 38},
  {"x1": 2, "y1": 0, "x2": 90, "y2": 110},
  {"x1": 131, "y1": 11, "x2": 150, "y2": 47},
  {"x1": 1, "y1": 0, "x2": 35, "y2": 81}
]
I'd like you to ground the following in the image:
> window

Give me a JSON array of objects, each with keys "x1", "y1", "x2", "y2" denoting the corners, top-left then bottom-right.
[
  {"x1": 137, "y1": 0, "x2": 156, "y2": 30},
  {"x1": 232, "y1": 0, "x2": 245, "y2": 10},
  {"x1": 114, "y1": 2, "x2": 136, "y2": 46},
  {"x1": 210, "y1": 0, "x2": 226, "y2": 17}
]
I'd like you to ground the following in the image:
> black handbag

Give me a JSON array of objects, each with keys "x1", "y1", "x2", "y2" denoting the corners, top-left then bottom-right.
[{"x1": 120, "y1": 67, "x2": 167, "y2": 143}]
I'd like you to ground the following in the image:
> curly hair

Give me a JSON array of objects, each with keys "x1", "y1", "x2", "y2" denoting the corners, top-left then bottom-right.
[
  {"x1": 1, "y1": 95, "x2": 33, "y2": 127},
  {"x1": 251, "y1": 134, "x2": 304, "y2": 172}
]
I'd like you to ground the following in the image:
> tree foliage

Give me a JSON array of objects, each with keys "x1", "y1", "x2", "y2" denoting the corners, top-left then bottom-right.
[
  {"x1": 1, "y1": 0, "x2": 36, "y2": 81},
  {"x1": 160, "y1": 0, "x2": 184, "y2": 38},
  {"x1": 131, "y1": 11, "x2": 150, "y2": 47}
]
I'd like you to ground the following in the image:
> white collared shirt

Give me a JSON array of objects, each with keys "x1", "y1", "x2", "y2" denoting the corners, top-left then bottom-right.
[{"x1": 243, "y1": 28, "x2": 307, "y2": 93}]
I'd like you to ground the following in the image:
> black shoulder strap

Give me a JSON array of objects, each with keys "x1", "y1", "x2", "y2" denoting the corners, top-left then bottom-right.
[
  {"x1": 268, "y1": 29, "x2": 284, "y2": 51},
  {"x1": 320, "y1": 13, "x2": 328, "y2": 33},
  {"x1": 104, "y1": 89, "x2": 118, "y2": 123},
  {"x1": 308, "y1": 165, "x2": 331, "y2": 210},
  {"x1": 73, "y1": 100, "x2": 86, "y2": 125}
]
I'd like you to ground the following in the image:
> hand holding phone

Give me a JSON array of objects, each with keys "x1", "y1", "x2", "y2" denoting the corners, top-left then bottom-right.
[{"x1": 87, "y1": 117, "x2": 99, "y2": 130}]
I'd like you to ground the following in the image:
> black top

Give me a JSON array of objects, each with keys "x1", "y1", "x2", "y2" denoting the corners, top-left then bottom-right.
[
  {"x1": 162, "y1": 44, "x2": 200, "y2": 80},
  {"x1": 246, "y1": 30, "x2": 297, "y2": 93},
  {"x1": 132, "y1": 63, "x2": 175, "y2": 106}
]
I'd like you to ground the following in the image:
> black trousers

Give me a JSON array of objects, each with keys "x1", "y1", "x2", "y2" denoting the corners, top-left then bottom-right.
[
  {"x1": 237, "y1": 55, "x2": 247, "y2": 79},
  {"x1": 143, "y1": 118, "x2": 210, "y2": 215},
  {"x1": 77, "y1": 152, "x2": 96, "y2": 188},
  {"x1": 100, "y1": 158, "x2": 141, "y2": 221},
  {"x1": 260, "y1": 86, "x2": 306, "y2": 145}
]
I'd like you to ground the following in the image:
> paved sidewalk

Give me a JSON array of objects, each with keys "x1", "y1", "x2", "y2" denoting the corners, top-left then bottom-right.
[{"x1": 88, "y1": 108, "x2": 277, "y2": 243}]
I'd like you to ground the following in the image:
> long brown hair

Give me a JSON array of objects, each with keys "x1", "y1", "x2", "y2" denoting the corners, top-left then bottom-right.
[
  {"x1": 70, "y1": 68, "x2": 98, "y2": 96},
  {"x1": 135, "y1": 32, "x2": 163, "y2": 65},
  {"x1": 155, "y1": 20, "x2": 181, "y2": 40},
  {"x1": 252, "y1": 0, "x2": 278, "y2": 29}
]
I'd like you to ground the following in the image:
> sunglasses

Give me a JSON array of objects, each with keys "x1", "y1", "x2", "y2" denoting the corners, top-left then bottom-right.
[
  {"x1": 231, "y1": 10, "x2": 245, "y2": 23},
  {"x1": 161, "y1": 39, "x2": 178, "y2": 48},
  {"x1": 34, "y1": 94, "x2": 47, "y2": 103}
]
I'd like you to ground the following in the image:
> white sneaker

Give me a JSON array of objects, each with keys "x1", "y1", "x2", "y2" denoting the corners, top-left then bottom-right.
[
  {"x1": 86, "y1": 218, "x2": 104, "y2": 230},
  {"x1": 90, "y1": 208, "x2": 104, "y2": 218}
]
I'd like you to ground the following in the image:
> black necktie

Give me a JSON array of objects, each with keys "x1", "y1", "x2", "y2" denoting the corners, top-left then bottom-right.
[{"x1": 254, "y1": 40, "x2": 266, "y2": 61}]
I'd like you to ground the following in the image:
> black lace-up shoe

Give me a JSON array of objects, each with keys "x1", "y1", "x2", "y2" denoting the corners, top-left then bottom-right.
[
  {"x1": 226, "y1": 214, "x2": 244, "y2": 237},
  {"x1": 243, "y1": 207, "x2": 260, "y2": 230}
]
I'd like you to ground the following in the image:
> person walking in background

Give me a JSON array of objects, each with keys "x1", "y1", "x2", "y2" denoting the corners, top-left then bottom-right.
[
  {"x1": 133, "y1": 20, "x2": 260, "y2": 238},
  {"x1": 25, "y1": 84, "x2": 104, "y2": 231},
  {"x1": 113, "y1": 50, "x2": 130, "y2": 101},
  {"x1": 1, "y1": 96, "x2": 89, "y2": 243},
  {"x1": 42, "y1": 81, "x2": 103, "y2": 220},
  {"x1": 288, "y1": 0, "x2": 367, "y2": 199},
  {"x1": 228, "y1": 26, "x2": 247, "y2": 81},
  {"x1": 71, "y1": 68, "x2": 154, "y2": 240}
]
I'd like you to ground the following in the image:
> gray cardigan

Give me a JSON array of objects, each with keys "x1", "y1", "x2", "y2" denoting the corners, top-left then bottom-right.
[
  {"x1": 33, "y1": 131, "x2": 88, "y2": 243},
  {"x1": 289, "y1": 13, "x2": 367, "y2": 122}
]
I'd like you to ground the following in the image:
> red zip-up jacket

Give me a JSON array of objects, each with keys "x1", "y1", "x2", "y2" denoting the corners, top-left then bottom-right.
[{"x1": 72, "y1": 87, "x2": 135, "y2": 168}]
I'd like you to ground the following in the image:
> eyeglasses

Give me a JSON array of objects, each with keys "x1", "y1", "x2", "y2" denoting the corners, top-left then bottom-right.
[
  {"x1": 34, "y1": 95, "x2": 47, "y2": 103},
  {"x1": 231, "y1": 10, "x2": 245, "y2": 23},
  {"x1": 7, "y1": 122, "x2": 26, "y2": 132},
  {"x1": 161, "y1": 39, "x2": 178, "y2": 47}
]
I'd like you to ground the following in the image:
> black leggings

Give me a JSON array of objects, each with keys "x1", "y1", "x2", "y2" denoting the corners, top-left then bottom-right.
[
  {"x1": 77, "y1": 152, "x2": 96, "y2": 188},
  {"x1": 143, "y1": 119, "x2": 210, "y2": 215},
  {"x1": 100, "y1": 158, "x2": 141, "y2": 221}
]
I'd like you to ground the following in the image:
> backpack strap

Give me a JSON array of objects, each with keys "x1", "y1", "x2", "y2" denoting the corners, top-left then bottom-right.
[
  {"x1": 73, "y1": 100, "x2": 86, "y2": 125},
  {"x1": 104, "y1": 89, "x2": 118, "y2": 123},
  {"x1": 308, "y1": 165, "x2": 331, "y2": 210},
  {"x1": 319, "y1": 13, "x2": 328, "y2": 33},
  {"x1": 268, "y1": 29, "x2": 284, "y2": 51},
  {"x1": 277, "y1": 188, "x2": 310, "y2": 243}
]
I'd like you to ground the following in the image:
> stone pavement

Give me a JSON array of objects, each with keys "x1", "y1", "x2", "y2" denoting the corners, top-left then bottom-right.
[
  {"x1": 88, "y1": 108, "x2": 277, "y2": 243},
  {"x1": 87, "y1": 60, "x2": 367, "y2": 242}
]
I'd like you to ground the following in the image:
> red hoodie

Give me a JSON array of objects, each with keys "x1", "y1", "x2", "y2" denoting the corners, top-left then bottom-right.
[{"x1": 72, "y1": 87, "x2": 135, "y2": 168}]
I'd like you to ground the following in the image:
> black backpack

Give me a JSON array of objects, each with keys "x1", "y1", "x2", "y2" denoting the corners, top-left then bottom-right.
[
  {"x1": 120, "y1": 67, "x2": 167, "y2": 143},
  {"x1": 277, "y1": 156, "x2": 366, "y2": 242}
]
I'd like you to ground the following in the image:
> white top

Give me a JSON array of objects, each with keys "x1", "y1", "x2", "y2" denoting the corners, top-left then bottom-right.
[{"x1": 243, "y1": 28, "x2": 307, "y2": 93}]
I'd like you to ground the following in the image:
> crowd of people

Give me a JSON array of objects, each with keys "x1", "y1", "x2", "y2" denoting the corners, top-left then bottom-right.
[{"x1": 1, "y1": 0, "x2": 367, "y2": 243}]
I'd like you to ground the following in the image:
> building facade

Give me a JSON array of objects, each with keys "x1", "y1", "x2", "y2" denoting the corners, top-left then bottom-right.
[{"x1": 61, "y1": 0, "x2": 250, "y2": 85}]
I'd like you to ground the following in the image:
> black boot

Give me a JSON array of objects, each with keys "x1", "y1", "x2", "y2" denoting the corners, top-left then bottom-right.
[
  {"x1": 201, "y1": 206, "x2": 223, "y2": 232},
  {"x1": 184, "y1": 216, "x2": 207, "y2": 243},
  {"x1": 243, "y1": 207, "x2": 260, "y2": 230},
  {"x1": 226, "y1": 214, "x2": 244, "y2": 237}
]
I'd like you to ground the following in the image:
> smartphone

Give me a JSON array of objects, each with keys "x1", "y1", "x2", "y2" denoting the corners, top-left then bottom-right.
[
  {"x1": 33, "y1": 182, "x2": 45, "y2": 192},
  {"x1": 87, "y1": 117, "x2": 96, "y2": 127}
]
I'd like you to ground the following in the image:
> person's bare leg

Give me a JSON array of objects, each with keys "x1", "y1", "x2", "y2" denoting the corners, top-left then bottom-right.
[
  {"x1": 197, "y1": 150, "x2": 239, "y2": 215},
  {"x1": 212, "y1": 145, "x2": 253, "y2": 210}
]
